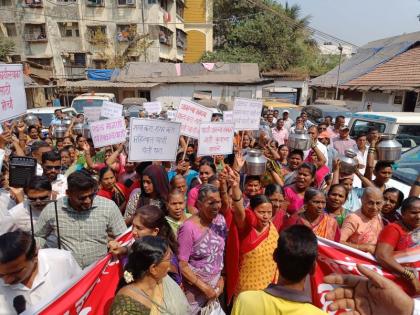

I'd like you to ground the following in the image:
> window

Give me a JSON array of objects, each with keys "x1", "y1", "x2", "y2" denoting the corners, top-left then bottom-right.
[
  {"x1": 58, "y1": 22, "x2": 80, "y2": 37},
  {"x1": 392, "y1": 145, "x2": 420, "y2": 186},
  {"x1": 0, "y1": 0, "x2": 12, "y2": 6},
  {"x1": 394, "y1": 91, "x2": 404, "y2": 105},
  {"x1": 396, "y1": 125, "x2": 420, "y2": 149},
  {"x1": 57, "y1": 0, "x2": 76, "y2": 2},
  {"x1": 10, "y1": 55, "x2": 21, "y2": 62},
  {"x1": 138, "y1": 90, "x2": 151, "y2": 101},
  {"x1": 147, "y1": 0, "x2": 157, "y2": 3},
  {"x1": 24, "y1": 24, "x2": 47, "y2": 41},
  {"x1": 349, "y1": 119, "x2": 386, "y2": 139},
  {"x1": 87, "y1": 25, "x2": 107, "y2": 44},
  {"x1": 159, "y1": 26, "x2": 172, "y2": 46},
  {"x1": 176, "y1": 29, "x2": 186, "y2": 49},
  {"x1": 116, "y1": 24, "x2": 136, "y2": 42},
  {"x1": 159, "y1": 0, "x2": 168, "y2": 10},
  {"x1": 73, "y1": 53, "x2": 86, "y2": 66},
  {"x1": 25, "y1": 0, "x2": 43, "y2": 7},
  {"x1": 27, "y1": 58, "x2": 52, "y2": 66},
  {"x1": 4, "y1": 23, "x2": 17, "y2": 36},
  {"x1": 93, "y1": 59, "x2": 107, "y2": 69},
  {"x1": 176, "y1": 0, "x2": 184, "y2": 18},
  {"x1": 118, "y1": 0, "x2": 135, "y2": 5},
  {"x1": 86, "y1": 0, "x2": 103, "y2": 6},
  {"x1": 193, "y1": 90, "x2": 212, "y2": 100}
]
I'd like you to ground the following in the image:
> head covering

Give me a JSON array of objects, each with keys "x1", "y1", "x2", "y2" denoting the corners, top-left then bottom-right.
[
  {"x1": 340, "y1": 125, "x2": 350, "y2": 131},
  {"x1": 318, "y1": 131, "x2": 330, "y2": 139},
  {"x1": 282, "y1": 110, "x2": 290, "y2": 114}
]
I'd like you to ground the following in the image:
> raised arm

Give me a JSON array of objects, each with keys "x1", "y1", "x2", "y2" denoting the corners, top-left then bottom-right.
[
  {"x1": 311, "y1": 141, "x2": 326, "y2": 168},
  {"x1": 227, "y1": 166, "x2": 246, "y2": 231},
  {"x1": 364, "y1": 139, "x2": 377, "y2": 180}
]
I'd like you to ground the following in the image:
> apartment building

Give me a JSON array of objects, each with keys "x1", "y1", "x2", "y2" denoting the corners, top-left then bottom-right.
[{"x1": 0, "y1": 0, "x2": 188, "y2": 80}]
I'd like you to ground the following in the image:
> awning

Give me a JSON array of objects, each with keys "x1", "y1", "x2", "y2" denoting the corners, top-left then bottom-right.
[{"x1": 61, "y1": 80, "x2": 160, "y2": 88}]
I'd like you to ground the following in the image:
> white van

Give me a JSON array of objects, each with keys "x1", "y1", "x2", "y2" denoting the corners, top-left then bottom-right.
[
  {"x1": 71, "y1": 93, "x2": 116, "y2": 113},
  {"x1": 349, "y1": 112, "x2": 420, "y2": 151}
]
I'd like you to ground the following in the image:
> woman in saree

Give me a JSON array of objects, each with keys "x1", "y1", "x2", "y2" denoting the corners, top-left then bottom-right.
[
  {"x1": 97, "y1": 166, "x2": 129, "y2": 214},
  {"x1": 375, "y1": 196, "x2": 420, "y2": 295},
  {"x1": 225, "y1": 166, "x2": 278, "y2": 301},
  {"x1": 110, "y1": 236, "x2": 189, "y2": 315},
  {"x1": 325, "y1": 184, "x2": 348, "y2": 227},
  {"x1": 178, "y1": 184, "x2": 226, "y2": 314},
  {"x1": 283, "y1": 188, "x2": 340, "y2": 242},
  {"x1": 265, "y1": 183, "x2": 288, "y2": 231},
  {"x1": 381, "y1": 187, "x2": 404, "y2": 225}
]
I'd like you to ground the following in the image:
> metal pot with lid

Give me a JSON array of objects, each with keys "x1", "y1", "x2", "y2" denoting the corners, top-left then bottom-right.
[
  {"x1": 82, "y1": 123, "x2": 91, "y2": 139},
  {"x1": 377, "y1": 134, "x2": 402, "y2": 161},
  {"x1": 25, "y1": 114, "x2": 39, "y2": 126},
  {"x1": 62, "y1": 116, "x2": 72, "y2": 127},
  {"x1": 339, "y1": 149, "x2": 358, "y2": 175},
  {"x1": 288, "y1": 130, "x2": 311, "y2": 151},
  {"x1": 73, "y1": 123, "x2": 84, "y2": 136},
  {"x1": 244, "y1": 149, "x2": 267, "y2": 176},
  {"x1": 53, "y1": 125, "x2": 67, "y2": 139}
]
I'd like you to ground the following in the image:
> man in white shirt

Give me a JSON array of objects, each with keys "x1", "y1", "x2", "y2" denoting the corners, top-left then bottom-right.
[
  {"x1": 0, "y1": 230, "x2": 81, "y2": 314},
  {"x1": 305, "y1": 126, "x2": 329, "y2": 166},
  {"x1": 42, "y1": 151, "x2": 67, "y2": 198},
  {"x1": 9, "y1": 176, "x2": 52, "y2": 233},
  {"x1": 352, "y1": 133, "x2": 369, "y2": 188},
  {"x1": 282, "y1": 110, "x2": 294, "y2": 131},
  {"x1": 271, "y1": 119, "x2": 289, "y2": 145}
]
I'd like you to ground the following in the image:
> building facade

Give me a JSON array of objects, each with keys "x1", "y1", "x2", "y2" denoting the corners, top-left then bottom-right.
[{"x1": 0, "y1": 0, "x2": 188, "y2": 80}]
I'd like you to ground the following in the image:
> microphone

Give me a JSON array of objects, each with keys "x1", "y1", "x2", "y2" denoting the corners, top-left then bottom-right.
[{"x1": 13, "y1": 295, "x2": 26, "y2": 314}]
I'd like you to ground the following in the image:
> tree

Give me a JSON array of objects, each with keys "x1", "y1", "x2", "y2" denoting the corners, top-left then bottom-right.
[
  {"x1": 202, "y1": 0, "x2": 339, "y2": 75},
  {"x1": 0, "y1": 37, "x2": 15, "y2": 62}
]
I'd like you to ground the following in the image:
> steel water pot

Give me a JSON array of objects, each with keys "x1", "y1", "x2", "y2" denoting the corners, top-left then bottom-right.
[
  {"x1": 244, "y1": 149, "x2": 267, "y2": 176},
  {"x1": 53, "y1": 125, "x2": 67, "y2": 139},
  {"x1": 62, "y1": 116, "x2": 72, "y2": 127},
  {"x1": 339, "y1": 149, "x2": 358, "y2": 175},
  {"x1": 288, "y1": 130, "x2": 311, "y2": 151},
  {"x1": 24, "y1": 114, "x2": 38, "y2": 126},
  {"x1": 73, "y1": 123, "x2": 84, "y2": 136},
  {"x1": 82, "y1": 124, "x2": 91, "y2": 139},
  {"x1": 377, "y1": 134, "x2": 402, "y2": 161}
]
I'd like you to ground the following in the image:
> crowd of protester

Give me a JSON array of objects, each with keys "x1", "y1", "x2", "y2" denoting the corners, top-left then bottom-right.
[{"x1": 0, "y1": 106, "x2": 419, "y2": 314}]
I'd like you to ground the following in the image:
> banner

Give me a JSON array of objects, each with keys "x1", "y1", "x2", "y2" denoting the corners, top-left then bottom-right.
[
  {"x1": 83, "y1": 107, "x2": 102, "y2": 122},
  {"x1": 90, "y1": 118, "x2": 127, "y2": 148},
  {"x1": 223, "y1": 111, "x2": 233, "y2": 123},
  {"x1": 175, "y1": 99, "x2": 212, "y2": 139},
  {"x1": 101, "y1": 101, "x2": 123, "y2": 119},
  {"x1": 128, "y1": 118, "x2": 181, "y2": 162},
  {"x1": 198, "y1": 123, "x2": 234, "y2": 156},
  {"x1": 167, "y1": 110, "x2": 177, "y2": 121},
  {"x1": 0, "y1": 64, "x2": 26, "y2": 122},
  {"x1": 233, "y1": 97, "x2": 263, "y2": 131},
  {"x1": 143, "y1": 101, "x2": 162, "y2": 115}
]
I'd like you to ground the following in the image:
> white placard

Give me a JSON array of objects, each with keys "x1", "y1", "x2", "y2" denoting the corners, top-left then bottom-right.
[
  {"x1": 233, "y1": 97, "x2": 263, "y2": 131},
  {"x1": 198, "y1": 122, "x2": 235, "y2": 156},
  {"x1": 83, "y1": 107, "x2": 102, "y2": 122},
  {"x1": 0, "y1": 64, "x2": 26, "y2": 122},
  {"x1": 223, "y1": 111, "x2": 233, "y2": 123},
  {"x1": 167, "y1": 110, "x2": 177, "y2": 121},
  {"x1": 143, "y1": 101, "x2": 162, "y2": 114},
  {"x1": 89, "y1": 118, "x2": 127, "y2": 148},
  {"x1": 128, "y1": 118, "x2": 181, "y2": 162},
  {"x1": 101, "y1": 101, "x2": 123, "y2": 118},
  {"x1": 175, "y1": 99, "x2": 212, "y2": 139}
]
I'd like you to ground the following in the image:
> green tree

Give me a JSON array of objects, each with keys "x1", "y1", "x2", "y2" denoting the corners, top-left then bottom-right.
[
  {"x1": 203, "y1": 0, "x2": 339, "y2": 74},
  {"x1": 0, "y1": 37, "x2": 15, "y2": 62}
]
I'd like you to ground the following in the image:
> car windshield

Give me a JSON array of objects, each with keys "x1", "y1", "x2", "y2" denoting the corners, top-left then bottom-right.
[
  {"x1": 393, "y1": 145, "x2": 420, "y2": 185},
  {"x1": 72, "y1": 99, "x2": 104, "y2": 113},
  {"x1": 34, "y1": 113, "x2": 54, "y2": 127}
]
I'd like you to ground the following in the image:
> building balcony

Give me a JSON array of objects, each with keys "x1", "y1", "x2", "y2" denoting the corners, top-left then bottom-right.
[
  {"x1": 24, "y1": 0, "x2": 43, "y2": 7},
  {"x1": 86, "y1": 0, "x2": 104, "y2": 7},
  {"x1": 24, "y1": 33, "x2": 48, "y2": 42},
  {"x1": 64, "y1": 65, "x2": 86, "y2": 80}
]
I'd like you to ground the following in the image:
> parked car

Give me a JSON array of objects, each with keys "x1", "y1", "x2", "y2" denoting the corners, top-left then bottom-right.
[
  {"x1": 26, "y1": 107, "x2": 77, "y2": 127},
  {"x1": 301, "y1": 104, "x2": 353, "y2": 124},
  {"x1": 387, "y1": 144, "x2": 420, "y2": 197},
  {"x1": 349, "y1": 112, "x2": 420, "y2": 151},
  {"x1": 71, "y1": 93, "x2": 116, "y2": 113}
]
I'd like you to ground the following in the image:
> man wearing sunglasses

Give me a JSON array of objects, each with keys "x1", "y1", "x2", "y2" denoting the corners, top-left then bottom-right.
[
  {"x1": 42, "y1": 151, "x2": 67, "y2": 199},
  {"x1": 34, "y1": 171, "x2": 126, "y2": 268}
]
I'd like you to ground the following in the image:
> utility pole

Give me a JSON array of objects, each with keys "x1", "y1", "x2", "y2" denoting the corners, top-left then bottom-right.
[{"x1": 335, "y1": 44, "x2": 343, "y2": 100}]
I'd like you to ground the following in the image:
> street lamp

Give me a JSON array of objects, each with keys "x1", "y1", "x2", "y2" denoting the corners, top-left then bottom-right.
[{"x1": 335, "y1": 44, "x2": 343, "y2": 100}]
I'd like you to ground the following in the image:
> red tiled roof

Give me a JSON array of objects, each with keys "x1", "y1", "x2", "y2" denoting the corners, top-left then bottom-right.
[{"x1": 344, "y1": 45, "x2": 420, "y2": 89}]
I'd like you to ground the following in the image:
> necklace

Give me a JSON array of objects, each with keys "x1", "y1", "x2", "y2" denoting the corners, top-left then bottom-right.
[{"x1": 128, "y1": 283, "x2": 174, "y2": 315}]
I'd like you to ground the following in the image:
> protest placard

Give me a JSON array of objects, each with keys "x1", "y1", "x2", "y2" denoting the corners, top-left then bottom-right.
[
  {"x1": 83, "y1": 107, "x2": 102, "y2": 122},
  {"x1": 197, "y1": 122, "x2": 235, "y2": 156},
  {"x1": 223, "y1": 111, "x2": 233, "y2": 123},
  {"x1": 166, "y1": 110, "x2": 177, "y2": 121},
  {"x1": 0, "y1": 64, "x2": 26, "y2": 122},
  {"x1": 101, "y1": 101, "x2": 123, "y2": 119},
  {"x1": 128, "y1": 118, "x2": 181, "y2": 162},
  {"x1": 175, "y1": 99, "x2": 212, "y2": 139},
  {"x1": 90, "y1": 118, "x2": 126, "y2": 148},
  {"x1": 233, "y1": 97, "x2": 263, "y2": 131},
  {"x1": 143, "y1": 101, "x2": 162, "y2": 114}
]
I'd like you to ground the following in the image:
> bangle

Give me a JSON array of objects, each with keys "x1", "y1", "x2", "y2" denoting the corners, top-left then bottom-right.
[
  {"x1": 415, "y1": 180, "x2": 420, "y2": 187},
  {"x1": 402, "y1": 268, "x2": 416, "y2": 281},
  {"x1": 232, "y1": 196, "x2": 243, "y2": 202}
]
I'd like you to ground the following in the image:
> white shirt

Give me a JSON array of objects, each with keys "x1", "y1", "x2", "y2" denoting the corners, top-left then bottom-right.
[
  {"x1": 283, "y1": 117, "x2": 294, "y2": 131},
  {"x1": 52, "y1": 175, "x2": 68, "y2": 199},
  {"x1": 0, "y1": 189, "x2": 16, "y2": 211},
  {"x1": 36, "y1": 163, "x2": 43, "y2": 176},
  {"x1": 0, "y1": 192, "x2": 17, "y2": 235},
  {"x1": 352, "y1": 144, "x2": 369, "y2": 188},
  {"x1": 413, "y1": 298, "x2": 420, "y2": 315},
  {"x1": 0, "y1": 248, "x2": 81, "y2": 315},
  {"x1": 8, "y1": 201, "x2": 42, "y2": 232}
]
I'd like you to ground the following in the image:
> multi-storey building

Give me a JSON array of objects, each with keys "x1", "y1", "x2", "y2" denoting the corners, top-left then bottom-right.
[{"x1": 0, "y1": 0, "x2": 190, "y2": 80}]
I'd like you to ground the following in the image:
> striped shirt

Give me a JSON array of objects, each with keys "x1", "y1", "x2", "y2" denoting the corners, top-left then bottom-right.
[{"x1": 35, "y1": 196, "x2": 126, "y2": 268}]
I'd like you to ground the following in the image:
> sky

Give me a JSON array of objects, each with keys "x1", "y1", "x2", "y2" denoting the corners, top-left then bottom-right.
[{"x1": 285, "y1": 0, "x2": 420, "y2": 47}]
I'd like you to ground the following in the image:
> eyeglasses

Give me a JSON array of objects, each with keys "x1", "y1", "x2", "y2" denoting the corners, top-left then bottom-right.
[
  {"x1": 28, "y1": 195, "x2": 50, "y2": 202},
  {"x1": 44, "y1": 165, "x2": 61, "y2": 171}
]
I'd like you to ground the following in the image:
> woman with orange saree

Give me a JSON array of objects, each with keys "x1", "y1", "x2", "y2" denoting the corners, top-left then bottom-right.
[
  {"x1": 224, "y1": 167, "x2": 278, "y2": 304},
  {"x1": 283, "y1": 188, "x2": 340, "y2": 242}
]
